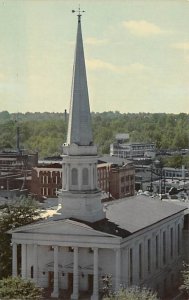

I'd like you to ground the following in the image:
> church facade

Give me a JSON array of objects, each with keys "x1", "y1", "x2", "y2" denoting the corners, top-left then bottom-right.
[{"x1": 10, "y1": 11, "x2": 186, "y2": 300}]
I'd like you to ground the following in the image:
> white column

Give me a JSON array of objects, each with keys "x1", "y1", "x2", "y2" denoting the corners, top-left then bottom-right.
[
  {"x1": 51, "y1": 246, "x2": 59, "y2": 298},
  {"x1": 90, "y1": 164, "x2": 94, "y2": 190},
  {"x1": 160, "y1": 229, "x2": 163, "y2": 267},
  {"x1": 21, "y1": 244, "x2": 27, "y2": 279},
  {"x1": 151, "y1": 234, "x2": 156, "y2": 273},
  {"x1": 124, "y1": 247, "x2": 129, "y2": 287},
  {"x1": 91, "y1": 248, "x2": 99, "y2": 300},
  {"x1": 166, "y1": 226, "x2": 170, "y2": 263},
  {"x1": 157, "y1": 232, "x2": 161, "y2": 269},
  {"x1": 67, "y1": 164, "x2": 70, "y2": 189},
  {"x1": 78, "y1": 168, "x2": 82, "y2": 190},
  {"x1": 133, "y1": 242, "x2": 139, "y2": 285},
  {"x1": 178, "y1": 222, "x2": 182, "y2": 256},
  {"x1": 94, "y1": 164, "x2": 98, "y2": 189},
  {"x1": 115, "y1": 248, "x2": 121, "y2": 291},
  {"x1": 143, "y1": 237, "x2": 148, "y2": 279},
  {"x1": 33, "y1": 244, "x2": 38, "y2": 283},
  {"x1": 62, "y1": 163, "x2": 66, "y2": 190},
  {"x1": 173, "y1": 225, "x2": 176, "y2": 259},
  {"x1": 71, "y1": 247, "x2": 79, "y2": 300},
  {"x1": 12, "y1": 242, "x2": 17, "y2": 277}
]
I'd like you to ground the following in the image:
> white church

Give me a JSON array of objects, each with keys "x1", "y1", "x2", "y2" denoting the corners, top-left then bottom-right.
[{"x1": 10, "y1": 11, "x2": 186, "y2": 300}]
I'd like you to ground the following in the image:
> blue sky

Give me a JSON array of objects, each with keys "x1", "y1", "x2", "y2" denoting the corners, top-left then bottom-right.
[{"x1": 0, "y1": 0, "x2": 189, "y2": 113}]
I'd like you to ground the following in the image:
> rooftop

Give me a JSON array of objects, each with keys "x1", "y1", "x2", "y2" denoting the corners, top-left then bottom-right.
[
  {"x1": 105, "y1": 195, "x2": 186, "y2": 233},
  {"x1": 98, "y1": 155, "x2": 132, "y2": 167}
]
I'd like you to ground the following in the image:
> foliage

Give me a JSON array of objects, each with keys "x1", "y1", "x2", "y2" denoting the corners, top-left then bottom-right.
[
  {"x1": 0, "y1": 111, "x2": 189, "y2": 157},
  {"x1": 162, "y1": 155, "x2": 183, "y2": 168},
  {"x1": 180, "y1": 263, "x2": 189, "y2": 297},
  {"x1": 162, "y1": 154, "x2": 189, "y2": 168},
  {"x1": 102, "y1": 275, "x2": 112, "y2": 297},
  {"x1": 0, "y1": 276, "x2": 42, "y2": 299},
  {"x1": 103, "y1": 286, "x2": 159, "y2": 300},
  {"x1": 0, "y1": 197, "x2": 40, "y2": 279}
]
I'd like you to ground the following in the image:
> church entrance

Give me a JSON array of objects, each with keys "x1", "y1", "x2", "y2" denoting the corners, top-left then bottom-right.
[
  {"x1": 68, "y1": 273, "x2": 73, "y2": 293},
  {"x1": 48, "y1": 271, "x2": 54, "y2": 289},
  {"x1": 88, "y1": 274, "x2": 93, "y2": 292}
]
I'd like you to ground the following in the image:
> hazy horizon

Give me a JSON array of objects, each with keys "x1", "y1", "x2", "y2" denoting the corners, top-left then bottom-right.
[
  {"x1": 1, "y1": 110, "x2": 188, "y2": 116},
  {"x1": 0, "y1": 0, "x2": 189, "y2": 114}
]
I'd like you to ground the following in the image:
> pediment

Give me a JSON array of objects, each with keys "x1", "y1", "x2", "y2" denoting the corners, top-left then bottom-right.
[{"x1": 11, "y1": 218, "x2": 116, "y2": 238}]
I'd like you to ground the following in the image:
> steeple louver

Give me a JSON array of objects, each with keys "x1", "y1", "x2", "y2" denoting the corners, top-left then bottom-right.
[{"x1": 67, "y1": 17, "x2": 93, "y2": 146}]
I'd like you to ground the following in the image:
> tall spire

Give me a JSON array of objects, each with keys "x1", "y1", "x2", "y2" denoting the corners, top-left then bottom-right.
[
  {"x1": 67, "y1": 9, "x2": 93, "y2": 146},
  {"x1": 59, "y1": 10, "x2": 105, "y2": 222}
]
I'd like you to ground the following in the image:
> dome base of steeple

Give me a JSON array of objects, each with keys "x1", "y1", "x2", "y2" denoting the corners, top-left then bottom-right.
[{"x1": 57, "y1": 189, "x2": 105, "y2": 222}]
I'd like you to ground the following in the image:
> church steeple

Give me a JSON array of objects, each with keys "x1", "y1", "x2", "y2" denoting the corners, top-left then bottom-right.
[
  {"x1": 67, "y1": 10, "x2": 93, "y2": 146},
  {"x1": 59, "y1": 10, "x2": 105, "y2": 222}
]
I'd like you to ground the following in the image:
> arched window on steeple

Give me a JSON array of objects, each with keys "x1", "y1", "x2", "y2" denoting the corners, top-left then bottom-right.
[
  {"x1": 71, "y1": 168, "x2": 78, "y2": 185},
  {"x1": 82, "y1": 168, "x2": 89, "y2": 185}
]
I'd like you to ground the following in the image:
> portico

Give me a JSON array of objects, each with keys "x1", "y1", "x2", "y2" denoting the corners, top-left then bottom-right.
[{"x1": 11, "y1": 230, "x2": 123, "y2": 300}]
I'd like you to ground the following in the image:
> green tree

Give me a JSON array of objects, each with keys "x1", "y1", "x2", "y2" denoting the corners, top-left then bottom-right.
[
  {"x1": 0, "y1": 111, "x2": 189, "y2": 157},
  {"x1": 103, "y1": 286, "x2": 159, "y2": 300},
  {"x1": 162, "y1": 155, "x2": 183, "y2": 168},
  {"x1": 180, "y1": 263, "x2": 189, "y2": 298},
  {"x1": 0, "y1": 197, "x2": 40, "y2": 278},
  {"x1": 0, "y1": 276, "x2": 42, "y2": 299}
]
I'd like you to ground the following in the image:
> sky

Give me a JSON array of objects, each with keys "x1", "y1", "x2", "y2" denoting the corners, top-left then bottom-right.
[{"x1": 0, "y1": 0, "x2": 189, "y2": 114}]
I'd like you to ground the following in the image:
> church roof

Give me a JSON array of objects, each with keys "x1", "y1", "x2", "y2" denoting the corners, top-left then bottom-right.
[
  {"x1": 105, "y1": 195, "x2": 186, "y2": 233},
  {"x1": 9, "y1": 196, "x2": 186, "y2": 241},
  {"x1": 70, "y1": 217, "x2": 131, "y2": 238},
  {"x1": 66, "y1": 16, "x2": 93, "y2": 146}
]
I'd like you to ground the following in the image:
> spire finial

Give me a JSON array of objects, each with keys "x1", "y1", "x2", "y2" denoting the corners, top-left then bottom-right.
[{"x1": 72, "y1": 5, "x2": 85, "y2": 23}]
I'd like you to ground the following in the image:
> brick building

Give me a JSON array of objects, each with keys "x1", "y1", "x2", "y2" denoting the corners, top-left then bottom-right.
[
  {"x1": 30, "y1": 157, "x2": 135, "y2": 200},
  {"x1": 97, "y1": 159, "x2": 135, "y2": 200},
  {"x1": 0, "y1": 150, "x2": 38, "y2": 192},
  {"x1": 31, "y1": 163, "x2": 62, "y2": 199}
]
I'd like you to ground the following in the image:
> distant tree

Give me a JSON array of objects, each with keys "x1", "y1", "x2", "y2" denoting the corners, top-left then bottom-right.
[
  {"x1": 0, "y1": 276, "x2": 42, "y2": 299},
  {"x1": 0, "y1": 197, "x2": 40, "y2": 278},
  {"x1": 103, "y1": 286, "x2": 159, "y2": 300},
  {"x1": 0, "y1": 111, "x2": 189, "y2": 157},
  {"x1": 0, "y1": 111, "x2": 10, "y2": 122},
  {"x1": 162, "y1": 155, "x2": 183, "y2": 168}
]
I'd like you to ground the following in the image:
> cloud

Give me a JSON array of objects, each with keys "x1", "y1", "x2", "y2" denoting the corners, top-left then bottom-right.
[
  {"x1": 86, "y1": 59, "x2": 118, "y2": 72},
  {"x1": 122, "y1": 20, "x2": 163, "y2": 37},
  {"x1": 85, "y1": 37, "x2": 108, "y2": 46},
  {"x1": 86, "y1": 59, "x2": 148, "y2": 74},
  {"x1": 171, "y1": 42, "x2": 189, "y2": 50}
]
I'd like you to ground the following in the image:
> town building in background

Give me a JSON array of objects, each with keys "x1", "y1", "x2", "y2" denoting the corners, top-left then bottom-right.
[
  {"x1": 0, "y1": 149, "x2": 38, "y2": 197},
  {"x1": 98, "y1": 156, "x2": 135, "y2": 200},
  {"x1": 110, "y1": 133, "x2": 156, "y2": 159},
  {"x1": 31, "y1": 163, "x2": 62, "y2": 199},
  {"x1": 30, "y1": 155, "x2": 135, "y2": 200}
]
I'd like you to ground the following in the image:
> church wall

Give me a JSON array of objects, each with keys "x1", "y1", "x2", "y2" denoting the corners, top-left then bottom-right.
[{"x1": 119, "y1": 212, "x2": 184, "y2": 298}]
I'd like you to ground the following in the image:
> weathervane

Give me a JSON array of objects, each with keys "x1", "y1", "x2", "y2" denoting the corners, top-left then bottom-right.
[{"x1": 72, "y1": 5, "x2": 85, "y2": 22}]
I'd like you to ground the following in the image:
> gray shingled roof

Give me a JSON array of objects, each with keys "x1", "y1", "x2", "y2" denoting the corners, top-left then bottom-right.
[{"x1": 105, "y1": 195, "x2": 186, "y2": 233}]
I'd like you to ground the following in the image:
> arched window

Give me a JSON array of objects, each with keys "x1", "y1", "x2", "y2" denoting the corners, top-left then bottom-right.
[
  {"x1": 71, "y1": 168, "x2": 78, "y2": 185},
  {"x1": 82, "y1": 168, "x2": 89, "y2": 185}
]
